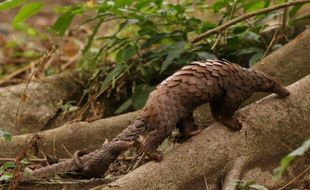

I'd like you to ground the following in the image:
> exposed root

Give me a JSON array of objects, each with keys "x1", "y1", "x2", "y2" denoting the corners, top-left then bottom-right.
[{"x1": 222, "y1": 156, "x2": 249, "y2": 190}]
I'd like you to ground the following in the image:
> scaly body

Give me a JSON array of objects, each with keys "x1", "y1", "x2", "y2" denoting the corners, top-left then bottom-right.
[{"x1": 76, "y1": 59, "x2": 290, "y2": 177}]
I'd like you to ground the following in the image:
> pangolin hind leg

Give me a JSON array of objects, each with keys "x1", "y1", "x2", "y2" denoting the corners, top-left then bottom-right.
[
  {"x1": 210, "y1": 96, "x2": 242, "y2": 131},
  {"x1": 176, "y1": 115, "x2": 201, "y2": 142},
  {"x1": 141, "y1": 127, "x2": 168, "y2": 161}
]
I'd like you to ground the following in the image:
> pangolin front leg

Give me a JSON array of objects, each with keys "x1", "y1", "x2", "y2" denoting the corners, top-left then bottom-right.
[{"x1": 210, "y1": 95, "x2": 243, "y2": 131}]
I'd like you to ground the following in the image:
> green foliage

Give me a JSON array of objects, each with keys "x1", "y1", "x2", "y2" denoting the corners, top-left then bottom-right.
[
  {"x1": 131, "y1": 84, "x2": 155, "y2": 109},
  {"x1": 58, "y1": 101, "x2": 79, "y2": 113},
  {"x1": 100, "y1": 64, "x2": 127, "y2": 90},
  {"x1": 0, "y1": 0, "x2": 307, "y2": 113},
  {"x1": 114, "y1": 84, "x2": 155, "y2": 114},
  {"x1": 0, "y1": 161, "x2": 15, "y2": 185},
  {"x1": 229, "y1": 179, "x2": 268, "y2": 190},
  {"x1": 52, "y1": 6, "x2": 84, "y2": 36},
  {"x1": 59, "y1": 0, "x2": 307, "y2": 112},
  {"x1": 0, "y1": 129, "x2": 12, "y2": 142},
  {"x1": 0, "y1": 0, "x2": 24, "y2": 11},
  {"x1": 13, "y1": 2, "x2": 43, "y2": 25},
  {"x1": 273, "y1": 139, "x2": 310, "y2": 180}
]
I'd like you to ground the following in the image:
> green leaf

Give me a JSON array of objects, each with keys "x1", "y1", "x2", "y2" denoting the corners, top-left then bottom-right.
[
  {"x1": 167, "y1": 4, "x2": 185, "y2": 14},
  {"x1": 289, "y1": 4, "x2": 303, "y2": 17},
  {"x1": 142, "y1": 33, "x2": 168, "y2": 49},
  {"x1": 52, "y1": 11, "x2": 75, "y2": 36},
  {"x1": 13, "y1": 2, "x2": 43, "y2": 24},
  {"x1": 160, "y1": 41, "x2": 187, "y2": 73},
  {"x1": 114, "y1": 0, "x2": 133, "y2": 7},
  {"x1": 0, "y1": 129, "x2": 12, "y2": 142},
  {"x1": 58, "y1": 101, "x2": 79, "y2": 113},
  {"x1": 0, "y1": 0, "x2": 24, "y2": 11},
  {"x1": 249, "y1": 52, "x2": 264, "y2": 66},
  {"x1": 134, "y1": 0, "x2": 150, "y2": 9},
  {"x1": 249, "y1": 184, "x2": 269, "y2": 190},
  {"x1": 197, "y1": 51, "x2": 217, "y2": 60},
  {"x1": 101, "y1": 64, "x2": 126, "y2": 90},
  {"x1": 116, "y1": 45, "x2": 137, "y2": 63},
  {"x1": 13, "y1": 22, "x2": 37, "y2": 36},
  {"x1": 227, "y1": 36, "x2": 240, "y2": 50},
  {"x1": 233, "y1": 25, "x2": 248, "y2": 34},
  {"x1": 0, "y1": 162, "x2": 15, "y2": 171},
  {"x1": 273, "y1": 139, "x2": 310, "y2": 179},
  {"x1": 53, "y1": 6, "x2": 83, "y2": 36},
  {"x1": 200, "y1": 21, "x2": 216, "y2": 32},
  {"x1": 212, "y1": 1, "x2": 227, "y2": 12},
  {"x1": 289, "y1": 139, "x2": 310, "y2": 157},
  {"x1": 237, "y1": 47, "x2": 263, "y2": 56},
  {"x1": 116, "y1": 19, "x2": 140, "y2": 35},
  {"x1": 243, "y1": 1, "x2": 264, "y2": 12},
  {"x1": 263, "y1": 0, "x2": 271, "y2": 8},
  {"x1": 132, "y1": 84, "x2": 155, "y2": 110},
  {"x1": 241, "y1": 31, "x2": 261, "y2": 43},
  {"x1": 115, "y1": 98, "x2": 132, "y2": 114},
  {"x1": 0, "y1": 174, "x2": 12, "y2": 182},
  {"x1": 271, "y1": 44, "x2": 282, "y2": 51}
]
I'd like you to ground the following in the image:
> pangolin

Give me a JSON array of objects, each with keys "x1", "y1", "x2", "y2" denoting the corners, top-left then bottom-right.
[{"x1": 75, "y1": 59, "x2": 290, "y2": 177}]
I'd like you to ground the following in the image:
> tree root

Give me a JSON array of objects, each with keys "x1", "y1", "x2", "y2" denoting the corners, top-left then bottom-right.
[
  {"x1": 92, "y1": 74, "x2": 310, "y2": 190},
  {"x1": 20, "y1": 74, "x2": 310, "y2": 187},
  {"x1": 222, "y1": 156, "x2": 249, "y2": 190}
]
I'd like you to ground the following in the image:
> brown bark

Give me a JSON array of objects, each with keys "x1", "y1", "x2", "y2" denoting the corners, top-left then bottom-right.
[
  {"x1": 92, "y1": 74, "x2": 310, "y2": 190},
  {"x1": 0, "y1": 72, "x2": 86, "y2": 135},
  {"x1": 0, "y1": 111, "x2": 138, "y2": 158},
  {"x1": 1, "y1": 29, "x2": 310, "y2": 158}
]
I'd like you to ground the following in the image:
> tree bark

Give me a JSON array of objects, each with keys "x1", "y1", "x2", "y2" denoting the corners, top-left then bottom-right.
[
  {"x1": 1, "y1": 29, "x2": 310, "y2": 158},
  {"x1": 92, "y1": 74, "x2": 310, "y2": 190},
  {"x1": 0, "y1": 72, "x2": 86, "y2": 135},
  {"x1": 0, "y1": 111, "x2": 138, "y2": 158}
]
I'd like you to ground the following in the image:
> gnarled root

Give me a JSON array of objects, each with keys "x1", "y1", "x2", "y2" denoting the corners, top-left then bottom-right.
[
  {"x1": 222, "y1": 156, "x2": 249, "y2": 190},
  {"x1": 21, "y1": 141, "x2": 132, "y2": 181}
]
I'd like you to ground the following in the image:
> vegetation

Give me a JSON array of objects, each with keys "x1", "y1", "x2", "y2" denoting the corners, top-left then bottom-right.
[
  {"x1": 0, "y1": 0, "x2": 309, "y2": 189},
  {"x1": 1, "y1": 0, "x2": 307, "y2": 115}
]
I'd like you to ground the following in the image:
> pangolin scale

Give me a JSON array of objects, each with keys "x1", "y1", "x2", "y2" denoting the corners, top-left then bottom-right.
[{"x1": 75, "y1": 59, "x2": 290, "y2": 177}]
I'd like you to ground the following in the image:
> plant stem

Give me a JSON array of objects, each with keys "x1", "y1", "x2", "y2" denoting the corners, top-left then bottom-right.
[{"x1": 191, "y1": 0, "x2": 310, "y2": 43}]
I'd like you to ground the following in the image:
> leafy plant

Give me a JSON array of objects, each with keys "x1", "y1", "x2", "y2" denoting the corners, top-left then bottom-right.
[
  {"x1": 0, "y1": 161, "x2": 15, "y2": 190},
  {"x1": 0, "y1": 129, "x2": 12, "y2": 142},
  {"x1": 58, "y1": 101, "x2": 79, "y2": 113},
  {"x1": 0, "y1": 0, "x2": 43, "y2": 25},
  {"x1": 0, "y1": 0, "x2": 307, "y2": 113},
  {"x1": 71, "y1": 0, "x2": 305, "y2": 113},
  {"x1": 227, "y1": 179, "x2": 268, "y2": 190},
  {"x1": 273, "y1": 139, "x2": 310, "y2": 180}
]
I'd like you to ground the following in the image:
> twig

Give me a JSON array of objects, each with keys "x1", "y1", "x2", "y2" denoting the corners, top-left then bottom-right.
[
  {"x1": 204, "y1": 164, "x2": 209, "y2": 190},
  {"x1": 224, "y1": 0, "x2": 238, "y2": 42},
  {"x1": 8, "y1": 135, "x2": 42, "y2": 190},
  {"x1": 0, "y1": 157, "x2": 145, "y2": 163},
  {"x1": 0, "y1": 158, "x2": 68, "y2": 163},
  {"x1": 191, "y1": 0, "x2": 310, "y2": 43},
  {"x1": 14, "y1": 70, "x2": 36, "y2": 131},
  {"x1": 0, "y1": 63, "x2": 34, "y2": 85},
  {"x1": 131, "y1": 152, "x2": 145, "y2": 170},
  {"x1": 82, "y1": 18, "x2": 103, "y2": 55},
  {"x1": 281, "y1": 0, "x2": 289, "y2": 32},
  {"x1": 211, "y1": 33, "x2": 222, "y2": 50},
  {"x1": 241, "y1": 113, "x2": 310, "y2": 161},
  {"x1": 277, "y1": 166, "x2": 310, "y2": 190},
  {"x1": 62, "y1": 144, "x2": 73, "y2": 158},
  {"x1": 263, "y1": 29, "x2": 279, "y2": 58}
]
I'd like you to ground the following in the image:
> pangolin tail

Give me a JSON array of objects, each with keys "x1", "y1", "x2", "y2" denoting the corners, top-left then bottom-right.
[{"x1": 111, "y1": 118, "x2": 147, "y2": 143}]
